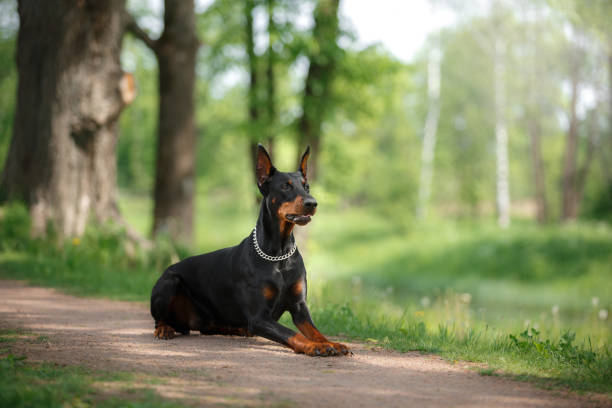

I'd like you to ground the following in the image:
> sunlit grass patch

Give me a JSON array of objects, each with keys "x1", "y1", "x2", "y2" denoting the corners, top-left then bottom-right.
[
  {"x1": 0, "y1": 330, "x2": 185, "y2": 408},
  {"x1": 305, "y1": 300, "x2": 612, "y2": 393},
  {"x1": 0, "y1": 353, "x2": 188, "y2": 408}
]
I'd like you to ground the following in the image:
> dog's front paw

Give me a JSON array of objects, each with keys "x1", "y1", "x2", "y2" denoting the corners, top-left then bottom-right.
[
  {"x1": 154, "y1": 324, "x2": 175, "y2": 340},
  {"x1": 302, "y1": 342, "x2": 337, "y2": 357},
  {"x1": 328, "y1": 341, "x2": 352, "y2": 356},
  {"x1": 301, "y1": 341, "x2": 351, "y2": 357}
]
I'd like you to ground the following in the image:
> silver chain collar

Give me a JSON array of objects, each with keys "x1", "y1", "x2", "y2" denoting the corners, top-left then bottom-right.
[{"x1": 252, "y1": 227, "x2": 296, "y2": 262}]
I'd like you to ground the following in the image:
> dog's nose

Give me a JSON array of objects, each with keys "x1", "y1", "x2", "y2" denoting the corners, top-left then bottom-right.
[{"x1": 303, "y1": 198, "x2": 317, "y2": 210}]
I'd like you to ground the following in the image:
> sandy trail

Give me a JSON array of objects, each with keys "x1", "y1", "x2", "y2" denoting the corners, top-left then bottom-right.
[{"x1": 0, "y1": 280, "x2": 606, "y2": 407}]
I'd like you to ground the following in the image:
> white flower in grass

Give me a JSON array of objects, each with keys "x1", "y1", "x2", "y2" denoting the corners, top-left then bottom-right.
[
  {"x1": 459, "y1": 293, "x2": 472, "y2": 304},
  {"x1": 592, "y1": 297, "x2": 599, "y2": 307},
  {"x1": 420, "y1": 296, "x2": 431, "y2": 307},
  {"x1": 599, "y1": 309, "x2": 608, "y2": 321},
  {"x1": 551, "y1": 305, "x2": 559, "y2": 316}
]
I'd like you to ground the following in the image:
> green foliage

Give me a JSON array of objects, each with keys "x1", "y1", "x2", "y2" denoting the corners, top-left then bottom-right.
[
  {"x1": 321, "y1": 48, "x2": 419, "y2": 218},
  {"x1": 118, "y1": 38, "x2": 159, "y2": 191},
  {"x1": 584, "y1": 182, "x2": 612, "y2": 223},
  {"x1": 509, "y1": 328, "x2": 596, "y2": 367},
  {"x1": 0, "y1": 353, "x2": 92, "y2": 408},
  {"x1": 0, "y1": 8, "x2": 17, "y2": 172},
  {"x1": 507, "y1": 328, "x2": 612, "y2": 390},
  {"x1": 0, "y1": 203, "x2": 188, "y2": 301},
  {"x1": 114, "y1": 0, "x2": 612, "y2": 225},
  {"x1": 0, "y1": 351, "x2": 184, "y2": 408}
]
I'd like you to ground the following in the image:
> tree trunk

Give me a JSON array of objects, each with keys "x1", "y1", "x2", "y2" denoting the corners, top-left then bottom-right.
[
  {"x1": 297, "y1": 0, "x2": 340, "y2": 180},
  {"x1": 575, "y1": 111, "x2": 597, "y2": 208},
  {"x1": 416, "y1": 42, "x2": 441, "y2": 219},
  {"x1": 0, "y1": 0, "x2": 131, "y2": 238},
  {"x1": 528, "y1": 116, "x2": 548, "y2": 223},
  {"x1": 561, "y1": 59, "x2": 580, "y2": 221},
  {"x1": 494, "y1": 35, "x2": 510, "y2": 228},
  {"x1": 608, "y1": 48, "x2": 612, "y2": 181},
  {"x1": 152, "y1": 0, "x2": 198, "y2": 243},
  {"x1": 130, "y1": 0, "x2": 198, "y2": 243},
  {"x1": 525, "y1": 13, "x2": 548, "y2": 224},
  {"x1": 246, "y1": 0, "x2": 262, "y2": 184},
  {"x1": 265, "y1": 0, "x2": 276, "y2": 154}
]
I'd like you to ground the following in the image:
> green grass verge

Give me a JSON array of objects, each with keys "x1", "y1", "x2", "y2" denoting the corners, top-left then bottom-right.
[
  {"x1": 302, "y1": 305, "x2": 612, "y2": 394},
  {"x1": 0, "y1": 330, "x2": 185, "y2": 408},
  {"x1": 1, "y1": 201, "x2": 611, "y2": 396},
  {"x1": 0, "y1": 203, "x2": 188, "y2": 301}
]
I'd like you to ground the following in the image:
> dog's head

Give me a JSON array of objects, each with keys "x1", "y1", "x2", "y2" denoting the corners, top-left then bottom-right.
[{"x1": 255, "y1": 144, "x2": 317, "y2": 227}]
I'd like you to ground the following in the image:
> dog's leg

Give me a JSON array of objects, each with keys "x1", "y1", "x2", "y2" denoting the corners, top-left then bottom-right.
[
  {"x1": 251, "y1": 319, "x2": 344, "y2": 357},
  {"x1": 151, "y1": 273, "x2": 196, "y2": 339},
  {"x1": 151, "y1": 274, "x2": 178, "y2": 339},
  {"x1": 289, "y1": 302, "x2": 351, "y2": 355}
]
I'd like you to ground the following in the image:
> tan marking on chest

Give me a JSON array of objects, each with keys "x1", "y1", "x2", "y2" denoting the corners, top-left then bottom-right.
[
  {"x1": 263, "y1": 285, "x2": 277, "y2": 300},
  {"x1": 292, "y1": 279, "x2": 304, "y2": 296}
]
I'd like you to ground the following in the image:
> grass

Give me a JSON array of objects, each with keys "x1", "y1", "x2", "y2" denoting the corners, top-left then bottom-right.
[
  {"x1": 0, "y1": 203, "x2": 188, "y2": 301},
  {"x1": 0, "y1": 330, "x2": 185, "y2": 408},
  {"x1": 1, "y1": 197, "x2": 611, "y2": 396}
]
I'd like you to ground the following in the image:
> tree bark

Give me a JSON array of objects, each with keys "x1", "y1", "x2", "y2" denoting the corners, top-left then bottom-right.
[
  {"x1": 128, "y1": 0, "x2": 199, "y2": 243},
  {"x1": 561, "y1": 57, "x2": 580, "y2": 221},
  {"x1": 297, "y1": 0, "x2": 340, "y2": 180},
  {"x1": 0, "y1": 0, "x2": 131, "y2": 238},
  {"x1": 152, "y1": 0, "x2": 198, "y2": 243},
  {"x1": 526, "y1": 12, "x2": 548, "y2": 224},
  {"x1": 528, "y1": 116, "x2": 548, "y2": 223},
  {"x1": 575, "y1": 111, "x2": 597, "y2": 208}
]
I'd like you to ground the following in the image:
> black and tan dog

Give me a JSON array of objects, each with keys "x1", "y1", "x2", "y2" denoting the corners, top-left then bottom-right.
[{"x1": 150, "y1": 144, "x2": 350, "y2": 356}]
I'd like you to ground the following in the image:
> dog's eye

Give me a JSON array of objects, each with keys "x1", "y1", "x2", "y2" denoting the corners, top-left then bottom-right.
[
  {"x1": 282, "y1": 182, "x2": 293, "y2": 191},
  {"x1": 304, "y1": 183, "x2": 310, "y2": 192}
]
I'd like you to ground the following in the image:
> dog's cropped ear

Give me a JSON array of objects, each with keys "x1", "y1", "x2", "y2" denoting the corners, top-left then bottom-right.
[
  {"x1": 256, "y1": 144, "x2": 275, "y2": 189},
  {"x1": 298, "y1": 146, "x2": 310, "y2": 179}
]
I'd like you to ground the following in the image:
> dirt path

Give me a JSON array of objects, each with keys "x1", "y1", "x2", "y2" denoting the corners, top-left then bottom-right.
[{"x1": 0, "y1": 281, "x2": 606, "y2": 407}]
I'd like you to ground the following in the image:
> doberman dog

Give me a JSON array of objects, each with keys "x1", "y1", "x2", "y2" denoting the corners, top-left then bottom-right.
[{"x1": 150, "y1": 144, "x2": 351, "y2": 357}]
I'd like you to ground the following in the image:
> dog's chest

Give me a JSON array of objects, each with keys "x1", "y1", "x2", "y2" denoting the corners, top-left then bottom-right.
[
  {"x1": 263, "y1": 260, "x2": 304, "y2": 308},
  {"x1": 270, "y1": 258, "x2": 302, "y2": 286}
]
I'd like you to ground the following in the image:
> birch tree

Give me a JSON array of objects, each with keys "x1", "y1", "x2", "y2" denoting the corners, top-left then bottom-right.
[
  {"x1": 443, "y1": 0, "x2": 512, "y2": 226},
  {"x1": 493, "y1": 24, "x2": 510, "y2": 228},
  {"x1": 416, "y1": 37, "x2": 441, "y2": 219}
]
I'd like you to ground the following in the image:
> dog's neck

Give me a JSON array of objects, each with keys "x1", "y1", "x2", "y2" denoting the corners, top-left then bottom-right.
[{"x1": 255, "y1": 198, "x2": 295, "y2": 257}]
